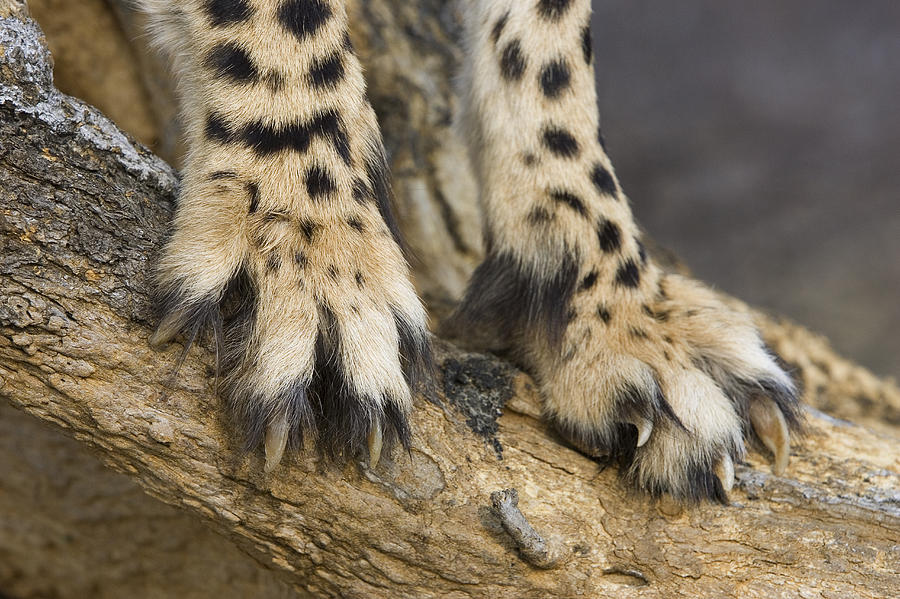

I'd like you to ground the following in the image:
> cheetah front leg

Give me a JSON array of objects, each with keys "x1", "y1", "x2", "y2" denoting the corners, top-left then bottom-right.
[
  {"x1": 453, "y1": 0, "x2": 801, "y2": 501},
  {"x1": 142, "y1": 0, "x2": 430, "y2": 470}
]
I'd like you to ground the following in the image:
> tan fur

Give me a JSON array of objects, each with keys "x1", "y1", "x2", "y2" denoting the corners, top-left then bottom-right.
[
  {"x1": 459, "y1": 0, "x2": 797, "y2": 498},
  {"x1": 145, "y1": 0, "x2": 798, "y2": 497},
  {"x1": 143, "y1": 0, "x2": 427, "y2": 458}
]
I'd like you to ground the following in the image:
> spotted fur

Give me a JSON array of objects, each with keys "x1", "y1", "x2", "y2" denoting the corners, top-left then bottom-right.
[
  {"x1": 144, "y1": 0, "x2": 800, "y2": 501},
  {"x1": 453, "y1": 0, "x2": 800, "y2": 501},
  {"x1": 143, "y1": 0, "x2": 431, "y2": 466}
]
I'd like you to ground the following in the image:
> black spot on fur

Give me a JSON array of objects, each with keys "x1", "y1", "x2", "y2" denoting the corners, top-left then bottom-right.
[
  {"x1": 643, "y1": 304, "x2": 669, "y2": 322},
  {"x1": 346, "y1": 217, "x2": 364, "y2": 233},
  {"x1": 266, "y1": 254, "x2": 282, "y2": 273},
  {"x1": 209, "y1": 170, "x2": 238, "y2": 180},
  {"x1": 581, "y1": 25, "x2": 593, "y2": 64},
  {"x1": 537, "y1": 0, "x2": 573, "y2": 20},
  {"x1": 205, "y1": 43, "x2": 258, "y2": 83},
  {"x1": 239, "y1": 110, "x2": 349, "y2": 162},
  {"x1": 205, "y1": 113, "x2": 233, "y2": 143},
  {"x1": 308, "y1": 51, "x2": 345, "y2": 88},
  {"x1": 351, "y1": 178, "x2": 370, "y2": 204},
  {"x1": 294, "y1": 251, "x2": 308, "y2": 268},
  {"x1": 591, "y1": 163, "x2": 618, "y2": 197},
  {"x1": 527, "y1": 207, "x2": 554, "y2": 224},
  {"x1": 278, "y1": 0, "x2": 332, "y2": 41},
  {"x1": 263, "y1": 70, "x2": 285, "y2": 92},
  {"x1": 578, "y1": 270, "x2": 598, "y2": 292},
  {"x1": 246, "y1": 182, "x2": 260, "y2": 213},
  {"x1": 302, "y1": 111, "x2": 348, "y2": 155},
  {"x1": 549, "y1": 189, "x2": 587, "y2": 217},
  {"x1": 500, "y1": 40, "x2": 527, "y2": 81},
  {"x1": 615, "y1": 259, "x2": 641, "y2": 288},
  {"x1": 542, "y1": 126, "x2": 579, "y2": 158},
  {"x1": 522, "y1": 152, "x2": 538, "y2": 167},
  {"x1": 331, "y1": 129, "x2": 352, "y2": 166},
  {"x1": 597, "y1": 219, "x2": 621, "y2": 253},
  {"x1": 205, "y1": 0, "x2": 253, "y2": 27},
  {"x1": 539, "y1": 58, "x2": 571, "y2": 99},
  {"x1": 452, "y1": 250, "x2": 580, "y2": 348},
  {"x1": 240, "y1": 121, "x2": 284, "y2": 154},
  {"x1": 629, "y1": 327, "x2": 649, "y2": 340},
  {"x1": 298, "y1": 219, "x2": 318, "y2": 241},
  {"x1": 491, "y1": 11, "x2": 509, "y2": 44},
  {"x1": 598, "y1": 305, "x2": 611, "y2": 323},
  {"x1": 327, "y1": 264, "x2": 338, "y2": 280},
  {"x1": 355, "y1": 271, "x2": 364, "y2": 287},
  {"x1": 262, "y1": 211, "x2": 290, "y2": 224},
  {"x1": 305, "y1": 165, "x2": 336, "y2": 199},
  {"x1": 657, "y1": 278, "x2": 669, "y2": 300}
]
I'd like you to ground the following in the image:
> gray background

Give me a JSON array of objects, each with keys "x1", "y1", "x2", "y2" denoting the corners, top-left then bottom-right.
[{"x1": 591, "y1": 0, "x2": 900, "y2": 378}]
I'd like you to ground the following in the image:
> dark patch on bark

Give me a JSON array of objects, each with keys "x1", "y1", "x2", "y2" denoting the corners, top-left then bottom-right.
[{"x1": 439, "y1": 353, "x2": 516, "y2": 458}]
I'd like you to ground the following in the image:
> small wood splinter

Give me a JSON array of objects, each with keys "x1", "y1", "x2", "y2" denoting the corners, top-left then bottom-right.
[{"x1": 490, "y1": 488, "x2": 566, "y2": 569}]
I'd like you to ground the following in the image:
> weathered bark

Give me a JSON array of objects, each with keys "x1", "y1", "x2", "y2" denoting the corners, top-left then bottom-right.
[{"x1": 2, "y1": 3, "x2": 899, "y2": 598}]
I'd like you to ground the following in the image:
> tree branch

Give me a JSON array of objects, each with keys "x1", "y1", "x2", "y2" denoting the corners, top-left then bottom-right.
[{"x1": 2, "y1": 7, "x2": 899, "y2": 598}]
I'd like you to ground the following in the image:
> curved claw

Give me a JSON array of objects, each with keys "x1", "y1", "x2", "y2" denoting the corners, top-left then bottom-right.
[
  {"x1": 715, "y1": 454, "x2": 735, "y2": 492},
  {"x1": 367, "y1": 421, "x2": 383, "y2": 469},
  {"x1": 264, "y1": 418, "x2": 289, "y2": 473},
  {"x1": 749, "y1": 396, "x2": 790, "y2": 475},
  {"x1": 635, "y1": 417, "x2": 653, "y2": 448},
  {"x1": 149, "y1": 310, "x2": 188, "y2": 349}
]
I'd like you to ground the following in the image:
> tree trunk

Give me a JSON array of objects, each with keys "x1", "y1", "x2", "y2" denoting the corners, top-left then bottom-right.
[{"x1": 1, "y1": 3, "x2": 898, "y2": 598}]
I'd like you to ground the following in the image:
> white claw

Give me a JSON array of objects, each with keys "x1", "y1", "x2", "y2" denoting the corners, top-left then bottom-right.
[
  {"x1": 749, "y1": 396, "x2": 791, "y2": 476},
  {"x1": 716, "y1": 454, "x2": 735, "y2": 492},
  {"x1": 264, "y1": 418, "x2": 289, "y2": 473},
  {"x1": 367, "y1": 422, "x2": 383, "y2": 469},
  {"x1": 635, "y1": 418, "x2": 653, "y2": 447}
]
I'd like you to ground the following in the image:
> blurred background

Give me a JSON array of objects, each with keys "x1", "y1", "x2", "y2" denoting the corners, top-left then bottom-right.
[{"x1": 590, "y1": 0, "x2": 900, "y2": 379}]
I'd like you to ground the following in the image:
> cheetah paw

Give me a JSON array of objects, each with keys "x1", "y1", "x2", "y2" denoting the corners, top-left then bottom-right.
[
  {"x1": 453, "y1": 260, "x2": 800, "y2": 502},
  {"x1": 150, "y1": 159, "x2": 431, "y2": 471},
  {"x1": 544, "y1": 273, "x2": 801, "y2": 501}
]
